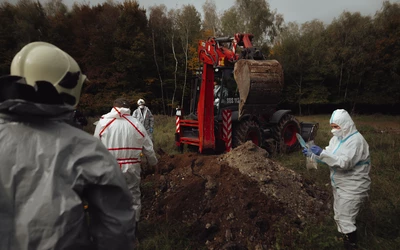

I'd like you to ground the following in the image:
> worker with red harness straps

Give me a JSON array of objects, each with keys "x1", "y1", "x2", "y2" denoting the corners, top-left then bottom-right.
[{"x1": 94, "y1": 98, "x2": 158, "y2": 225}]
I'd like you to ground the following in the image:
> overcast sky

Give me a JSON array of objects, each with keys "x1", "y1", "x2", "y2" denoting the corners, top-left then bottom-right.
[{"x1": 5, "y1": 0, "x2": 399, "y2": 24}]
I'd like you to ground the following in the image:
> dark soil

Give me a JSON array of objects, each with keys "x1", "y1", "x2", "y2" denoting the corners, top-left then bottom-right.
[{"x1": 140, "y1": 141, "x2": 331, "y2": 249}]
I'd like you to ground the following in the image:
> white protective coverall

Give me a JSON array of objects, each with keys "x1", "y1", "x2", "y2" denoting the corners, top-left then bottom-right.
[
  {"x1": 316, "y1": 109, "x2": 371, "y2": 234},
  {"x1": 0, "y1": 76, "x2": 136, "y2": 250},
  {"x1": 94, "y1": 107, "x2": 158, "y2": 222},
  {"x1": 132, "y1": 105, "x2": 154, "y2": 140}
]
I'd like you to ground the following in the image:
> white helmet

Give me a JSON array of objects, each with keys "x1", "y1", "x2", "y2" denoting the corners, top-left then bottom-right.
[
  {"x1": 10, "y1": 42, "x2": 86, "y2": 107},
  {"x1": 137, "y1": 98, "x2": 145, "y2": 106}
]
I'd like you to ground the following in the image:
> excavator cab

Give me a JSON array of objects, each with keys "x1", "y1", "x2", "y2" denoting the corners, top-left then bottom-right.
[
  {"x1": 214, "y1": 68, "x2": 239, "y2": 116},
  {"x1": 188, "y1": 67, "x2": 238, "y2": 119}
]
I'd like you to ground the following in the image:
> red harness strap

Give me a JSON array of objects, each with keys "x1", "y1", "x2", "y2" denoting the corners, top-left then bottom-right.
[
  {"x1": 123, "y1": 115, "x2": 145, "y2": 138},
  {"x1": 99, "y1": 118, "x2": 116, "y2": 138}
]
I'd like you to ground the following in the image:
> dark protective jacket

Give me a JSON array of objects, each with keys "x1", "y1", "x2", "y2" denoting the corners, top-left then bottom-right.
[
  {"x1": 131, "y1": 106, "x2": 154, "y2": 140},
  {"x1": 0, "y1": 76, "x2": 136, "y2": 250}
]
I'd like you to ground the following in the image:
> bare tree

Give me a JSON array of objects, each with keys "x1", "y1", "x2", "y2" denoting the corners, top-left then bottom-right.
[
  {"x1": 167, "y1": 9, "x2": 179, "y2": 115},
  {"x1": 176, "y1": 5, "x2": 201, "y2": 109},
  {"x1": 149, "y1": 5, "x2": 169, "y2": 115},
  {"x1": 202, "y1": 0, "x2": 220, "y2": 35}
]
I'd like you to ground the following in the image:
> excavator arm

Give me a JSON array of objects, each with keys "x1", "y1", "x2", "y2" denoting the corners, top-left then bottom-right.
[
  {"x1": 196, "y1": 63, "x2": 215, "y2": 152},
  {"x1": 197, "y1": 33, "x2": 262, "y2": 67},
  {"x1": 194, "y1": 37, "x2": 237, "y2": 152},
  {"x1": 198, "y1": 37, "x2": 238, "y2": 68}
]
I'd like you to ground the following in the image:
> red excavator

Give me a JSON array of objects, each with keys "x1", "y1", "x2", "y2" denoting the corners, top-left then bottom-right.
[{"x1": 175, "y1": 33, "x2": 317, "y2": 154}]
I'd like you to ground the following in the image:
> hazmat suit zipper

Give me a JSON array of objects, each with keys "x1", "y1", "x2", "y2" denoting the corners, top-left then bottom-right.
[
  {"x1": 330, "y1": 131, "x2": 359, "y2": 188},
  {"x1": 331, "y1": 168, "x2": 337, "y2": 188},
  {"x1": 333, "y1": 131, "x2": 359, "y2": 154}
]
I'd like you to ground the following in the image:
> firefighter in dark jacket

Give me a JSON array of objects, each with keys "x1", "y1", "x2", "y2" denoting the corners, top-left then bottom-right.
[{"x1": 0, "y1": 42, "x2": 136, "y2": 250}]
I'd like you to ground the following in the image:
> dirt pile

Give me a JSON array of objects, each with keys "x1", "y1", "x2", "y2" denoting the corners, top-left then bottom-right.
[{"x1": 140, "y1": 141, "x2": 330, "y2": 249}]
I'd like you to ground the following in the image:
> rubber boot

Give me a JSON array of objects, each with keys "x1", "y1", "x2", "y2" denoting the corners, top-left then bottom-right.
[{"x1": 343, "y1": 230, "x2": 358, "y2": 250}]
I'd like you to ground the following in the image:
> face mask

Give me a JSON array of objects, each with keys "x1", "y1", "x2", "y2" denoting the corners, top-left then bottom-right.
[
  {"x1": 331, "y1": 128, "x2": 343, "y2": 138},
  {"x1": 139, "y1": 105, "x2": 144, "y2": 109}
]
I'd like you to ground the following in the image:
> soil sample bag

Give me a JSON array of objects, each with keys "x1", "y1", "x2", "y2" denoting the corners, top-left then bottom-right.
[{"x1": 306, "y1": 140, "x2": 318, "y2": 170}]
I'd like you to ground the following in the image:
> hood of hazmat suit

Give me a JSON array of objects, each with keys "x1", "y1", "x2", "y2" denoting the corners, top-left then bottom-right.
[
  {"x1": 0, "y1": 76, "x2": 136, "y2": 250},
  {"x1": 318, "y1": 109, "x2": 371, "y2": 198}
]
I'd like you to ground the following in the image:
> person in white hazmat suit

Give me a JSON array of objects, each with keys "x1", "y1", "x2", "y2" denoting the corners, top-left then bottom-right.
[
  {"x1": 94, "y1": 98, "x2": 158, "y2": 224},
  {"x1": 303, "y1": 109, "x2": 371, "y2": 250},
  {"x1": 132, "y1": 98, "x2": 154, "y2": 140},
  {"x1": 0, "y1": 42, "x2": 136, "y2": 250}
]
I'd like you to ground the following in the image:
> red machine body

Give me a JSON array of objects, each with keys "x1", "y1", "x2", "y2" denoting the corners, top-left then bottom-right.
[{"x1": 175, "y1": 34, "x2": 317, "y2": 154}]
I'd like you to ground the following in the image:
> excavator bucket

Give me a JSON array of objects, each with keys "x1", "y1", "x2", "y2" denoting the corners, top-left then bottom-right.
[{"x1": 234, "y1": 59, "x2": 284, "y2": 119}]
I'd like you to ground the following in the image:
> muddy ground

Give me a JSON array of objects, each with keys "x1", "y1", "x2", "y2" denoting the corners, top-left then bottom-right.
[{"x1": 140, "y1": 141, "x2": 331, "y2": 249}]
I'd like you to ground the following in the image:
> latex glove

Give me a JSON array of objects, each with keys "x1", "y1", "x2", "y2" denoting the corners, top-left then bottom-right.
[
  {"x1": 310, "y1": 145, "x2": 322, "y2": 156},
  {"x1": 302, "y1": 148, "x2": 313, "y2": 157},
  {"x1": 149, "y1": 127, "x2": 153, "y2": 133}
]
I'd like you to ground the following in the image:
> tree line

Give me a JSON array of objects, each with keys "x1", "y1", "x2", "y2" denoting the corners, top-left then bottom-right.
[{"x1": 0, "y1": 0, "x2": 399, "y2": 116}]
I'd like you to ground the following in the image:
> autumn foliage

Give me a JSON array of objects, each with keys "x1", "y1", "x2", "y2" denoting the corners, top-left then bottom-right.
[{"x1": 0, "y1": 0, "x2": 399, "y2": 116}]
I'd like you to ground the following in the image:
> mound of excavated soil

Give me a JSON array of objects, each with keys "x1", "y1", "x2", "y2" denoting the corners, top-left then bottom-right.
[{"x1": 140, "y1": 141, "x2": 330, "y2": 249}]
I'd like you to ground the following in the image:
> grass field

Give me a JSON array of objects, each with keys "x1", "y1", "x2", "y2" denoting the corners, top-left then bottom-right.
[
  {"x1": 87, "y1": 113, "x2": 400, "y2": 249},
  {"x1": 276, "y1": 114, "x2": 400, "y2": 249}
]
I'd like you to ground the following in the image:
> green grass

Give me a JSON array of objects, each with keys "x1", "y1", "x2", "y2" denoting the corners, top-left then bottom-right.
[{"x1": 152, "y1": 115, "x2": 182, "y2": 155}]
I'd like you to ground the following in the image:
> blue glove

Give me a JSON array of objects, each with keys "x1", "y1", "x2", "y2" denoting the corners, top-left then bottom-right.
[
  {"x1": 310, "y1": 145, "x2": 322, "y2": 156},
  {"x1": 149, "y1": 127, "x2": 153, "y2": 133},
  {"x1": 302, "y1": 148, "x2": 313, "y2": 157}
]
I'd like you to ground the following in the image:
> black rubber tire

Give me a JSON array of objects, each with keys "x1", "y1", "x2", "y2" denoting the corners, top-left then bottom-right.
[
  {"x1": 273, "y1": 114, "x2": 301, "y2": 153},
  {"x1": 233, "y1": 120, "x2": 262, "y2": 148},
  {"x1": 187, "y1": 145, "x2": 199, "y2": 153},
  {"x1": 177, "y1": 144, "x2": 184, "y2": 153}
]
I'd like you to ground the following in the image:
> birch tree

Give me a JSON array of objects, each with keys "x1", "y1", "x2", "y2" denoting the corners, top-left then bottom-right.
[
  {"x1": 176, "y1": 5, "x2": 201, "y2": 108},
  {"x1": 202, "y1": 0, "x2": 220, "y2": 36},
  {"x1": 167, "y1": 9, "x2": 179, "y2": 115},
  {"x1": 149, "y1": 5, "x2": 170, "y2": 114}
]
